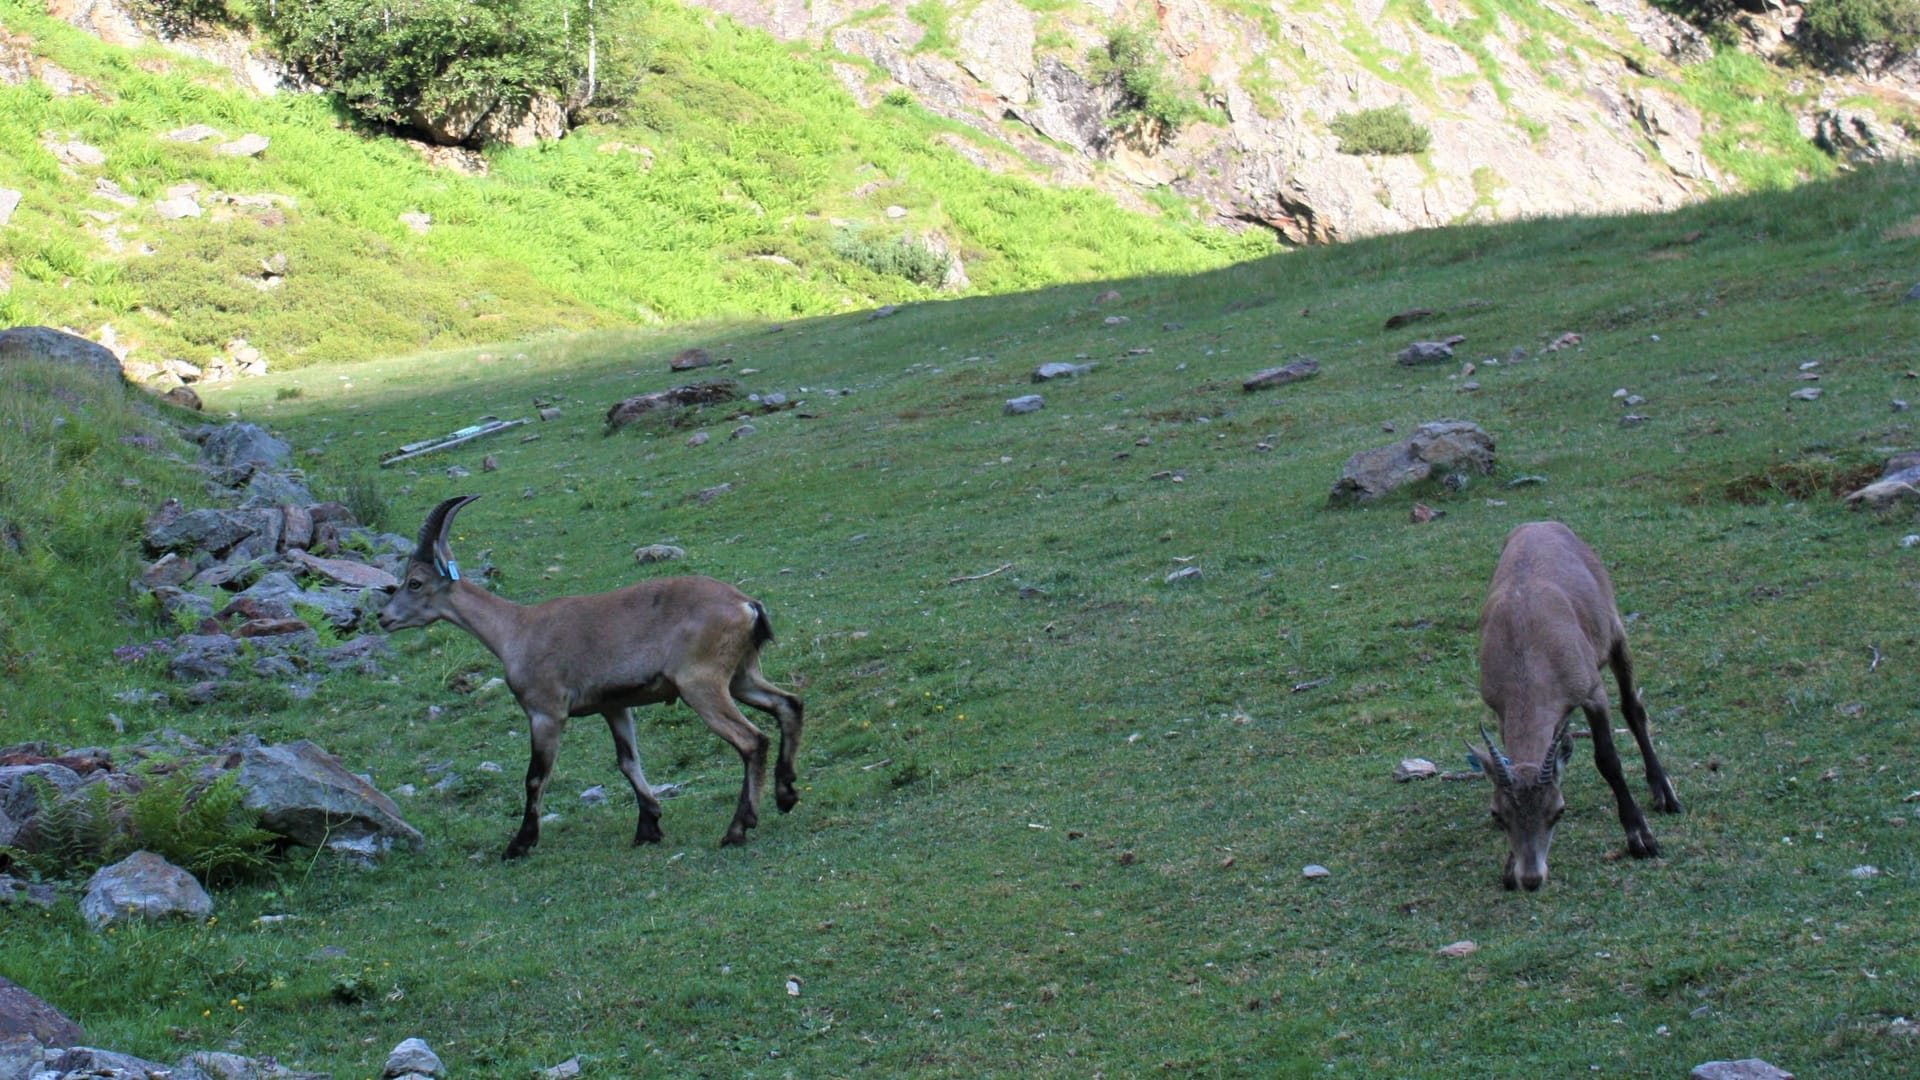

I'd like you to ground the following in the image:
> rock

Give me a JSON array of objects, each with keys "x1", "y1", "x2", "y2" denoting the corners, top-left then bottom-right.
[
  {"x1": 544, "y1": 1056, "x2": 584, "y2": 1080},
  {"x1": 1396, "y1": 341, "x2": 1457, "y2": 366},
  {"x1": 1690, "y1": 1060, "x2": 1795, "y2": 1080},
  {"x1": 1620, "y1": 413, "x2": 1650, "y2": 427},
  {"x1": 139, "y1": 553, "x2": 196, "y2": 590},
  {"x1": 384, "y1": 1037, "x2": 443, "y2": 1078},
  {"x1": 0, "y1": 326, "x2": 125, "y2": 384},
  {"x1": 163, "y1": 125, "x2": 224, "y2": 143},
  {"x1": 232, "y1": 739, "x2": 424, "y2": 853},
  {"x1": 0, "y1": 876, "x2": 58, "y2": 909},
  {"x1": 399, "y1": 211, "x2": 431, "y2": 234},
  {"x1": 634, "y1": 544, "x2": 686, "y2": 564},
  {"x1": 0, "y1": 1033, "x2": 50, "y2": 1079},
  {"x1": 1393, "y1": 758, "x2": 1439, "y2": 781},
  {"x1": 1004, "y1": 394, "x2": 1045, "y2": 415},
  {"x1": 730, "y1": 422, "x2": 757, "y2": 439},
  {"x1": 1437, "y1": 940, "x2": 1478, "y2": 958},
  {"x1": 0, "y1": 763, "x2": 85, "y2": 829},
  {"x1": 156, "y1": 195, "x2": 202, "y2": 220},
  {"x1": 0, "y1": 974, "x2": 85, "y2": 1046},
  {"x1": 1384, "y1": 308, "x2": 1435, "y2": 329},
  {"x1": 579, "y1": 786, "x2": 607, "y2": 805},
  {"x1": 0, "y1": 188, "x2": 19, "y2": 227},
  {"x1": 605, "y1": 380, "x2": 740, "y2": 431},
  {"x1": 1789, "y1": 387, "x2": 1822, "y2": 401},
  {"x1": 80, "y1": 851, "x2": 213, "y2": 928},
  {"x1": 1102, "y1": 315, "x2": 1130, "y2": 326},
  {"x1": 1543, "y1": 332, "x2": 1582, "y2": 352},
  {"x1": 686, "y1": 431, "x2": 709, "y2": 447},
  {"x1": 179, "y1": 1049, "x2": 331, "y2": 1079},
  {"x1": 1242, "y1": 358, "x2": 1320, "y2": 391},
  {"x1": 200, "y1": 423, "x2": 292, "y2": 471},
  {"x1": 1328, "y1": 420, "x2": 1495, "y2": 505},
  {"x1": 538, "y1": 406, "x2": 562, "y2": 421},
  {"x1": 1032, "y1": 362, "x2": 1093, "y2": 382},
  {"x1": 671, "y1": 347, "x2": 715, "y2": 371},
  {"x1": 1164, "y1": 566, "x2": 1202, "y2": 584},
  {"x1": 163, "y1": 386, "x2": 203, "y2": 410},
  {"x1": 285, "y1": 549, "x2": 399, "y2": 590},
  {"x1": 1301, "y1": 864, "x2": 1330, "y2": 879},
  {"x1": 217, "y1": 133, "x2": 271, "y2": 157},
  {"x1": 1850, "y1": 864, "x2": 1880, "y2": 879},
  {"x1": 39, "y1": 1045, "x2": 179, "y2": 1078}
]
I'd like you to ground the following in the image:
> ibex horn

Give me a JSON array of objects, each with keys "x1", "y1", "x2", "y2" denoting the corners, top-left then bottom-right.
[
  {"x1": 1478, "y1": 725, "x2": 1516, "y2": 789},
  {"x1": 413, "y1": 494, "x2": 483, "y2": 580}
]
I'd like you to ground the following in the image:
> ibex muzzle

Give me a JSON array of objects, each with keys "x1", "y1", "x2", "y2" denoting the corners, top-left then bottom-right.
[{"x1": 1472, "y1": 522, "x2": 1682, "y2": 891}]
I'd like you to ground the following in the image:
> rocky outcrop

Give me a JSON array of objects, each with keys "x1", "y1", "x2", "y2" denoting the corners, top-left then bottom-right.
[
  {"x1": 0, "y1": 326, "x2": 126, "y2": 385},
  {"x1": 683, "y1": 0, "x2": 1912, "y2": 245},
  {"x1": 231, "y1": 738, "x2": 425, "y2": 854},
  {"x1": 1329, "y1": 420, "x2": 1496, "y2": 504}
]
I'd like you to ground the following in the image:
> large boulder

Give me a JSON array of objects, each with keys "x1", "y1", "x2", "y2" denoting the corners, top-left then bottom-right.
[
  {"x1": 1329, "y1": 420, "x2": 1496, "y2": 504},
  {"x1": 198, "y1": 423, "x2": 291, "y2": 472},
  {"x1": 0, "y1": 763, "x2": 84, "y2": 832},
  {"x1": 0, "y1": 326, "x2": 124, "y2": 385},
  {"x1": 80, "y1": 851, "x2": 213, "y2": 928},
  {"x1": 0, "y1": 975, "x2": 84, "y2": 1047},
  {"x1": 231, "y1": 739, "x2": 423, "y2": 853}
]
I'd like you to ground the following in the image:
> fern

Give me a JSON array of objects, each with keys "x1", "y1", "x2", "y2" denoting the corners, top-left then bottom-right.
[{"x1": 128, "y1": 770, "x2": 278, "y2": 888}]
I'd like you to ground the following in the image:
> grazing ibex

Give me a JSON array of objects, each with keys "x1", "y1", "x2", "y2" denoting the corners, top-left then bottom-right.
[
  {"x1": 377, "y1": 495, "x2": 805, "y2": 858},
  {"x1": 1471, "y1": 521, "x2": 1681, "y2": 891}
]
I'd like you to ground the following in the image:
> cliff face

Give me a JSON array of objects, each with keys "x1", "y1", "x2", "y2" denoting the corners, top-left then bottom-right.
[{"x1": 681, "y1": 0, "x2": 1915, "y2": 243}]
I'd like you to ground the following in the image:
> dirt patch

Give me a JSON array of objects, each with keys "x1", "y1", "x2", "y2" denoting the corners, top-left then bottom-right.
[{"x1": 1722, "y1": 460, "x2": 1881, "y2": 504}]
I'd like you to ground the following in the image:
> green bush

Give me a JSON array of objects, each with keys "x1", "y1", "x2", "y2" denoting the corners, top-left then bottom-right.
[
  {"x1": 1329, "y1": 105, "x2": 1433, "y2": 156},
  {"x1": 262, "y1": 0, "x2": 644, "y2": 130},
  {"x1": 831, "y1": 226, "x2": 952, "y2": 288},
  {"x1": 1089, "y1": 21, "x2": 1202, "y2": 147},
  {"x1": 2, "y1": 770, "x2": 276, "y2": 888},
  {"x1": 1800, "y1": 0, "x2": 1920, "y2": 59}
]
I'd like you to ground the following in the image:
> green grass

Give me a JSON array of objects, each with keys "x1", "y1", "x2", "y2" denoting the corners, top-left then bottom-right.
[
  {"x1": 5, "y1": 163, "x2": 1920, "y2": 1076},
  {"x1": 0, "y1": 0, "x2": 1267, "y2": 370}
]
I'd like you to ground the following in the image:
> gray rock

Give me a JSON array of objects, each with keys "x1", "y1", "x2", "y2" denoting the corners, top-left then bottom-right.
[
  {"x1": 0, "y1": 974, "x2": 85, "y2": 1046},
  {"x1": 217, "y1": 133, "x2": 271, "y2": 157},
  {"x1": 1004, "y1": 394, "x2": 1045, "y2": 415},
  {"x1": 1789, "y1": 387, "x2": 1822, "y2": 401},
  {"x1": 0, "y1": 326, "x2": 125, "y2": 385},
  {"x1": 162, "y1": 125, "x2": 225, "y2": 143},
  {"x1": 200, "y1": 423, "x2": 292, "y2": 471},
  {"x1": 1032, "y1": 362, "x2": 1093, "y2": 382},
  {"x1": 634, "y1": 544, "x2": 687, "y2": 564},
  {"x1": 383, "y1": 1037, "x2": 443, "y2": 1078},
  {"x1": 42, "y1": 1045, "x2": 182, "y2": 1078},
  {"x1": 233, "y1": 739, "x2": 424, "y2": 853},
  {"x1": 0, "y1": 763, "x2": 84, "y2": 827},
  {"x1": 0, "y1": 874, "x2": 58, "y2": 908},
  {"x1": 151, "y1": 586, "x2": 216, "y2": 626},
  {"x1": 167, "y1": 633, "x2": 241, "y2": 682},
  {"x1": 1396, "y1": 340, "x2": 1459, "y2": 366},
  {"x1": 1242, "y1": 358, "x2": 1320, "y2": 391},
  {"x1": 316, "y1": 635, "x2": 390, "y2": 674},
  {"x1": 1328, "y1": 420, "x2": 1495, "y2": 504},
  {"x1": 1691, "y1": 1060, "x2": 1795, "y2": 1080},
  {"x1": 1393, "y1": 758, "x2": 1439, "y2": 781},
  {"x1": 284, "y1": 549, "x2": 399, "y2": 591},
  {"x1": 0, "y1": 188, "x2": 19, "y2": 227},
  {"x1": 80, "y1": 851, "x2": 213, "y2": 928},
  {"x1": 240, "y1": 469, "x2": 315, "y2": 509},
  {"x1": 156, "y1": 195, "x2": 202, "y2": 220},
  {"x1": 177, "y1": 1049, "x2": 332, "y2": 1079},
  {"x1": 0, "y1": 1033, "x2": 49, "y2": 1079}
]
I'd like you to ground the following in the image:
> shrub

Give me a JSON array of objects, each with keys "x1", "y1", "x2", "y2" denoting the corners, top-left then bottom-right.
[
  {"x1": 832, "y1": 226, "x2": 952, "y2": 288},
  {"x1": 262, "y1": 0, "x2": 646, "y2": 131},
  {"x1": 1329, "y1": 106, "x2": 1433, "y2": 156},
  {"x1": 1800, "y1": 0, "x2": 1920, "y2": 60},
  {"x1": 1089, "y1": 21, "x2": 1202, "y2": 147},
  {"x1": 1, "y1": 770, "x2": 275, "y2": 888}
]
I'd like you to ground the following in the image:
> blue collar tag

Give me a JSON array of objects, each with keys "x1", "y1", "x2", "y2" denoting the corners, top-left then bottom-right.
[{"x1": 445, "y1": 559, "x2": 460, "y2": 581}]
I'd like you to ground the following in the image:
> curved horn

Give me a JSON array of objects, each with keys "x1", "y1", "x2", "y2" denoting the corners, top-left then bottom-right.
[
  {"x1": 413, "y1": 494, "x2": 482, "y2": 578},
  {"x1": 1540, "y1": 714, "x2": 1576, "y2": 787},
  {"x1": 1479, "y1": 725, "x2": 1516, "y2": 789}
]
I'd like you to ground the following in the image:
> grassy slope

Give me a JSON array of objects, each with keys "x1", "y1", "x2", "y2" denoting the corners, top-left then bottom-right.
[
  {"x1": 0, "y1": 0, "x2": 1269, "y2": 370},
  {"x1": 5, "y1": 164, "x2": 1920, "y2": 1077}
]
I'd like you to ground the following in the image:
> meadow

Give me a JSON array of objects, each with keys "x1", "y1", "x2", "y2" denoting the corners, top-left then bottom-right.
[{"x1": 4, "y1": 164, "x2": 1920, "y2": 1077}]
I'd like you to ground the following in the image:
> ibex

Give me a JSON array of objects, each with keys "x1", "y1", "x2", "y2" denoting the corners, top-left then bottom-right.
[
  {"x1": 1471, "y1": 522, "x2": 1681, "y2": 891},
  {"x1": 377, "y1": 495, "x2": 805, "y2": 858}
]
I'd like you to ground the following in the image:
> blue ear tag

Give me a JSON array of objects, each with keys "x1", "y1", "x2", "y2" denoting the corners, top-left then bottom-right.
[{"x1": 445, "y1": 559, "x2": 460, "y2": 581}]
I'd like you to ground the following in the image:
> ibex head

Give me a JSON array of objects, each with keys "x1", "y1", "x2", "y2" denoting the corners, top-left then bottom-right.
[
  {"x1": 377, "y1": 494, "x2": 482, "y2": 632},
  {"x1": 1469, "y1": 719, "x2": 1573, "y2": 892}
]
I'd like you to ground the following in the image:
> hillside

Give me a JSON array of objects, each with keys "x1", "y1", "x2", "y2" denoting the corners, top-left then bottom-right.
[{"x1": 3, "y1": 163, "x2": 1920, "y2": 1076}]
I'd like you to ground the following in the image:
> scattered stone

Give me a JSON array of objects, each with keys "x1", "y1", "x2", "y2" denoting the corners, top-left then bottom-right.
[
  {"x1": 1004, "y1": 394, "x2": 1045, "y2": 415},
  {"x1": 686, "y1": 431, "x2": 709, "y2": 447},
  {"x1": 1103, "y1": 315, "x2": 1130, "y2": 326},
  {"x1": 1789, "y1": 387, "x2": 1822, "y2": 401},
  {"x1": 47, "y1": 138, "x2": 105, "y2": 167},
  {"x1": 162, "y1": 124, "x2": 224, "y2": 143},
  {"x1": 1895, "y1": 400, "x2": 1910, "y2": 412},
  {"x1": 1164, "y1": 566, "x2": 1202, "y2": 584},
  {"x1": 1543, "y1": 332, "x2": 1582, "y2": 352},
  {"x1": 384, "y1": 1038, "x2": 443, "y2": 1079},
  {"x1": 155, "y1": 195, "x2": 202, "y2": 220},
  {"x1": 671, "y1": 347, "x2": 715, "y2": 371},
  {"x1": 544, "y1": 1057, "x2": 584, "y2": 1080},
  {"x1": 285, "y1": 548, "x2": 400, "y2": 590},
  {"x1": 1033, "y1": 362, "x2": 1093, "y2": 382},
  {"x1": 1397, "y1": 336, "x2": 1465, "y2": 366},
  {"x1": 634, "y1": 544, "x2": 686, "y2": 564},
  {"x1": 1690, "y1": 1060, "x2": 1795, "y2": 1080},
  {"x1": 80, "y1": 851, "x2": 212, "y2": 928},
  {"x1": 1409, "y1": 502, "x2": 1442, "y2": 523},
  {"x1": 1383, "y1": 308, "x2": 1436, "y2": 330},
  {"x1": 730, "y1": 423, "x2": 757, "y2": 439},
  {"x1": 538, "y1": 406, "x2": 563, "y2": 421},
  {"x1": 482, "y1": 454, "x2": 498, "y2": 472},
  {"x1": 694, "y1": 483, "x2": 733, "y2": 504},
  {"x1": 0, "y1": 188, "x2": 19, "y2": 227},
  {"x1": 1620, "y1": 414, "x2": 1650, "y2": 427},
  {"x1": 446, "y1": 464, "x2": 470, "y2": 479},
  {"x1": 1301, "y1": 864, "x2": 1330, "y2": 879},
  {"x1": 1623, "y1": 394, "x2": 1647, "y2": 407},
  {"x1": 1850, "y1": 864, "x2": 1880, "y2": 879},
  {"x1": 605, "y1": 380, "x2": 739, "y2": 431},
  {"x1": 579, "y1": 786, "x2": 607, "y2": 805},
  {"x1": 1437, "y1": 940, "x2": 1478, "y2": 958},
  {"x1": 866, "y1": 304, "x2": 898, "y2": 321},
  {"x1": 1907, "y1": 284, "x2": 1920, "y2": 302},
  {"x1": 1242, "y1": 358, "x2": 1320, "y2": 391},
  {"x1": 1393, "y1": 758, "x2": 1439, "y2": 781},
  {"x1": 217, "y1": 133, "x2": 270, "y2": 157},
  {"x1": 1329, "y1": 420, "x2": 1495, "y2": 505},
  {"x1": 163, "y1": 385, "x2": 204, "y2": 410},
  {"x1": 1505, "y1": 475, "x2": 1547, "y2": 487},
  {"x1": 1096, "y1": 289, "x2": 1122, "y2": 304}
]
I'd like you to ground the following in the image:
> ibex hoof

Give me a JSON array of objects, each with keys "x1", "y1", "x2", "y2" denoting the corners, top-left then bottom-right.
[
  {"x1": 1627, "y1": 831, "x2": 1659, "y2": 859},
  {"x1": 720, "y1": 830, "x2": 749, "y2": 847},
  {"x1": 776, "y1": 788, "x2": 799, "y2": 814},
  {"x1": 502, "y1": 844, "x2": 534, "y2": 861}
]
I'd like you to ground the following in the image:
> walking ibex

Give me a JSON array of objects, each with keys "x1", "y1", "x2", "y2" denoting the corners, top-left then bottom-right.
[
  {"x1": 1471, "y1": 522, "x2": 1681, "y2": 890},
  {"x1": 377, "y1": 495, "x2": 805, "y2": 858}
]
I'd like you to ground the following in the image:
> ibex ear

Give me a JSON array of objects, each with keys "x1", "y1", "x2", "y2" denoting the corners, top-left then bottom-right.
[{"x1": 413, "y1": 494, "x2": 483, "y2": 580}]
